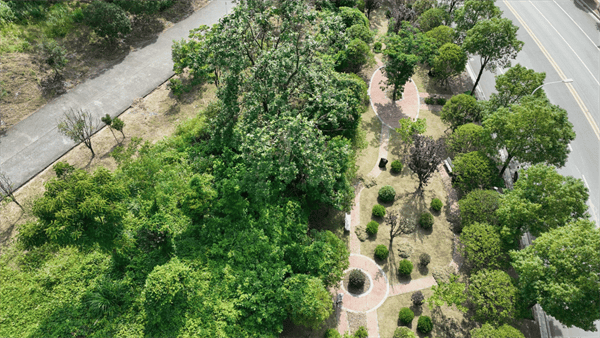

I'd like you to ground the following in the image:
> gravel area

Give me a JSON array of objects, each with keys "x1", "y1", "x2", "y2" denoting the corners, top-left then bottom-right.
[{"x1": 347, "y1": 311, "x2": 368, "y2": 334}]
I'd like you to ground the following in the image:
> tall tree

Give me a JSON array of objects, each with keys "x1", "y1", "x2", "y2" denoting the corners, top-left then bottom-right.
[
  {"x1": 459, "y1": 222, "x2": 507, "y2": 271},
  {"x1": 425, "y1": 25, "x2": 455, "y2": 48},
  {"x1": 432, "y1": 43, "x2": 467, "y2": 87},
  {"x1": 457, "y1": 189, "x2": 501, "y2": 230},
  {"x1": 395, "y1": 117, "x2": 427, "y2": 154},
  {"x1": 489, "y1": 63, "x2": 546, "y2": 108},
  {"x1": 511, "y1": 220, "x2": 600, "y2": 331},
  {"x1": 284, "y1": 274, "x2": 333, "y2": 329},
  {"x1": 57, "y1": 108, "x2": 98, "y2": 158},
  {"x1": 418, "y1": 7, "x2": 450, "y2": 32},
  {"x1": 454, "y1": 0, "x2": 501, "y2": 41},
  {"x1": 452, "y1": 151, "x2": 502, "y2": 193},
  {"x1": 468, "y1": 269, "x2": 517, "y2": 326},
  {"x1": 0, "y1": 171, "x2": 23, "y2": 210},
  {"x1": 408, "y1": 135, "x2": 445, "y2": 192},
  {"x1": 440, "y1": 93, "x2": 483, "y2": 131},
  {"x1": 483, "y1": 96, "x2": 575, "y2": 177},
  {"x1": 463, "y1": 18, "x2": 523, "y2": 95},
  {"x1": 447, "y1": 123, "x2": 487, "y2": 154},
  {"x1": 440, "y1": 0, "x2": 464, "y2": 15},
  {"x1": 363, "y1": 0, "x2": 382, "y2": 19},
  {"x1": 382, "y1": 49, "x2": 419, "y2": 101}
]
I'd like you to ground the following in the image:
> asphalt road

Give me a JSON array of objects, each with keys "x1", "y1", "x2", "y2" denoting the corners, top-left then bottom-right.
[
  {"x1": 467, "y1": 0, "x2": 600, "y2": 336},
  {"x1": 0, "y1": 0, "x2": 230, "y2": 191}
]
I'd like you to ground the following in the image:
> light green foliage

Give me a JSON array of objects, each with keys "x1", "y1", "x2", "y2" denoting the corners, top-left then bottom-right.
[
  {"x1": 18, "y1": 163, "x2": 127, "y2": 251},
  {"x1": 346, "y1": 23, "x2": 374, "y2": 43},
  {"x1": 433, "y1": 43, "x2": 467, "y2": 85},
  {"x1": 430, "y1": 198, "x2": 442, "y2": 212},
  {"x1": 441, "y1": 94, "x2": 483, "y2": 131},
  {"x1": 459, "y1": 222, "x2": 506, "y2": 271},
  {"x1": 395, "y1": 118, "x2": 427, "y2": 145},
  {"x1": 428, "y1": 274, "x2": 468, "y2": 312},
  {"x1": 383, "y1": 46, "x2": 418, "y2": 101},
  {"x1": 171, "y1": 25, "x2": 216, "y2": 87},
  {"x1": 471, "y1": 323, "x2": 525, "y2": 338},
  {"x1": 497, "y1": 164, "x2": 589, "y2": 241},
  {"x1": 325, "y1": 328, "x2": 342, "y2": 338},
  {"x1": 510, "y1": 220, "x2": 600, "y2": 331},
  {"x1": 354, "y1": 326, "x2": 368, "y2": 338},
  {"x1": 339, "y1": 6, "x2": 369, "y2": 28},
  {"x1": 336, "y1": 38, "x2": 374, "y2": 73},
  {"x1": 393, "y1": 327, "x2": 416, "y2": 338},
  {"x1": 386, "y1": 23, "x2": 438, "y2": 65},
  {"x1": 374, "y1": 244, "x2": 389, "y2": 260},
  {"x1": 0, "y1": 1, "x2": 15, "y2": 25},
  {"x1": 489, "y1": 63, "x2": 546, "y2": 108},
  {"x1": 398, "y1": 307, "x2": 415, "y2": 324},
  {"x1": 483, "y1": 96, "x2": 575, "y2": 177},
  {"x1": 447, "y1": 123, "x2": 486, "y2": 154},
  {"x1": 378, "y1": 185, "x2": 396, "y2": 202},
  {"x1": 469, "y1": 269, "x2": 517, "y2": 326},
  {"x1": 463, "y1": 18, "x2": 524, "y2": 94},
  {"x1": 284, "y1": 274, "x2": 333, "y2": 329},
  {"x1": 413, "y1": 0, "x2": 436, "y2": 15},
  {"x1": 391, "y1": 160, "x2": 403, "y2": 173},
  {"x1": 426, "y1": 25, "x2": 455, "y2": 47},
  {"x1": 366, "y1": 221, "x2": 379, "y2": 235},
  {"x1": 452, "y1": 151, "x2": 502, "y2": 193},
  {"x1": 418, "y1": 7, "x2": 449, "y2": 32},
  {"x1": 455, "y1": 0, "x2": 502, "y2": 41},
  {"x1": 458, "y1": 189, "x2": 501, "y2": 230},
  {"x1": 83, "y1": 1, "x2": 131, "y2": 43},
  {"x1": 398, "y1": 259, "x2": 413, "y2": 276},
  {"x1": 372, "y1": 204, "x2": 386, "y2": 217}
]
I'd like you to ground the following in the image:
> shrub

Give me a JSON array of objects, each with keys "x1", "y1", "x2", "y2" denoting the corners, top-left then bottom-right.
[
  {"x1": 354, "y1": 326, "x2": 368, "y2": 338},
  {"x1": 419, "y1": 212, "x2": 434, "y2": 229},
  {"x1": 0, "y1": 1, "x2": 16, "y2": 25},
  {"x1": 419, "y1": 253, "x2": 431, "y2": 267},
  {"x1": 346, "y1": 23, "x2": 374, "y2": 43},
  {"x1": 378, "y1": 185, "x2": 396, "y2": 203},
  {"x1": 339, "y1": 6, "x2": 369, "y2": 28},
  {"x1": 349, "y1": 269, "x2": 366, "y2": 288},
  {"x1": 436, "y1": 97, "x2": 447, "y2": 105},
  {"x1": 393, "y1": 327, "x2": 416, "y2": 338},
  {"x1": 398, "y1": 259, "x2": 413, "y2": 276},
  {"x1": 430, "y1": 198, "x2": 442, "y2": 212},
  {"x1": 113, "y1": 0, "x2": 173, "y2": 15},
  {"x1": 424, "y1": 97, "x2": 435, "y2": 105},
  {"x1": 83, "y1": 1, "x2": 132, "y2": 43},
  {"x1": 417, "y1": 315, "x2": 433, "y2": 334},
  {"x1": 391, "y1": 160, "x2": 403, "y2": 173},
  {"x1": 374, "y1": 244, "x2": 389, "y2": 260},
  {"x1": 458, "y1": 189, "x2": 501, "y2": 231},
  {"x1": 39, "y1": 40, "x2": 68, "y2": 75},
  {"x1": 366, "y1": 221, "x2": 379, "y2": 236},
  {"x1": 453, "y1": 151, "x2": 503, "y2": 193},
  {"x1": 373, "y1": 41, "x2": 382, "y2": 53},
  {"x1": 411, "y1": 291, "x2": 425, "y2": 306},
  {"x1": 325, "y1": 328, "x2": 342, "y2": 338},
  {"x1": 398, "y1": 307, "x2": 415, "y2": 325},
  {"x1": 372, "y1": 204, "x2": 386, "y2": 217},
  {"x1": 335, "y1": 38, "x2": 373, "y2": 73}
]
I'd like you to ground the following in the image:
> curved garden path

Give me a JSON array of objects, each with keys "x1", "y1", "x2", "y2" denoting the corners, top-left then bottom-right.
[{"x1": 334, "y1": 64, "x2": 460, "y2": 337}]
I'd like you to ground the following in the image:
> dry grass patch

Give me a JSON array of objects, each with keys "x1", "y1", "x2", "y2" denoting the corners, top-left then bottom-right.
[
  {"x1": 0, "y1": 81, "x2": 216, "y2": 249},
  {"x1": 358, "y1": 168, "x2": 454, "y2": 284},
  {"x1": 419, "y1": 109, "x2": 448, "y2": 140}
]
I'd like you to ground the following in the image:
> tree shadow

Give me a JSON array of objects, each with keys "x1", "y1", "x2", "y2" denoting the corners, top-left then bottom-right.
[
  {"x1": 362, "y1": 113, "x2": 383, "y2": 149},
  {"x1": 418, "y1": 264, "x2": 429, "y2": 276},
  {"x1": 374, "y1": 101, "x2": 410, "y2": 129},
  {"x1": 410, "y1": 304, "x2": 424, "y2": 317}
]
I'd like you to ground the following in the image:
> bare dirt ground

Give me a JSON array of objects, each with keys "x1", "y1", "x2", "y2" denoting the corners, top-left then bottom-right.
[
  {"x1": 0, "y1": 0, "x2": 209, "y2": 131},
  {"x1": 0, "y1": 80, "x2": 216, "y2": 249}
]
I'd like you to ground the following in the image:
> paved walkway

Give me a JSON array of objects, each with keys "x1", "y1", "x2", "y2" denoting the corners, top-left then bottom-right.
[{"x1": 0, "y1": 0, "x2": 228, "y2": 189}]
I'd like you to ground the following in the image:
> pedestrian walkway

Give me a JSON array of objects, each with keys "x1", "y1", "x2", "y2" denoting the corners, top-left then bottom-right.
[{"x1": 0, "y1": 0, "x2": 228, "y2": 190}]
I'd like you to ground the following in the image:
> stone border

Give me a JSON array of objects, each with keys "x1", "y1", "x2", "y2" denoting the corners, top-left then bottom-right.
[{"x1": 341, "y1": 254, "x2": 390, "y2": 314}]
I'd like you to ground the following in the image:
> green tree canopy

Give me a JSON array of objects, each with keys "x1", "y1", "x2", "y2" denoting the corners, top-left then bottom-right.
[
  {"x1": 453, "y1": 151, "x2": 502, "y2": 193},
  {"x1": 483, "y1": 96, "x2": 576, "y2": 177},
  {"x1": 336, "y1": 38, "x2": 374, "y2": 73},
  {"x1": 489, "y1": 64, "x2": 546, "y2": 108},
  {"x1": 418, "y1": 7, "x2": 449, "y2": 32},
  {"x1": 510, "y1": 220, "x2": 600, "y2": 331},
  {"x1": 468, "y1": 269, "x2": 517, "y2": 326},
  {"x1": 284, "y1": 274, "x2": 333, "y2": 329},
  {"x1": 428, "y1": 274, "x2": 468, "y2": 312},
  {"x1": 458, "y1": 189, "x2": 501, "y2": 231},
  {"x1": 425, "y1": 25, "x2": 455, "y2": 48},
  {"x1": 447, "y1": 123, "x2": 487, "y2": 155},
  {"x1": 433, "y1": 43, "x2": 467, "y2": 86},
  {"x1": 471, "y1": 324, "x2": 525, "y2": 338},
  {"x1": 441, "y1": 93, "x2": 483, "y2": 131},
  {"x1": 460, "y1": 222, "x2": 507, "y2": 271},
  {"x1": 454, "y1": 0, "x2": 501, "y2": 41}
]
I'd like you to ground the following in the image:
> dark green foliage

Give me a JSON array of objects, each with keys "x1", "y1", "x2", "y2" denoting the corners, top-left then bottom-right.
[
  {"x1": 373, "y1": 41, "x2": 382, "y2": 53},
  {"x1": 374, "y1": 244, "x2": 389, "y2": 260},
  {"x1": 83, "y1": 0, "x2": 131, "y2": 43},
  {"x1": 441, "y1": 94, "x2": 483, "y2": 131},
  {"x1": 430, "y1": 198, "x2": 442, "y2": 212},
  {"x1": 413, "y1": 0, "x2": 436, "y2": 15},
  {"x1": 417, "y1": 316, "x2": 433, "y2": 333},
  {"x1": 398, "y1": 307, "x2": 415, "y2": 324},
  {"x1": 372, "y1": 204, "x2": 386, "y2": 217},
  {"x1": 339, "y1": 6, "x2": 369, "y2": 28},
  {"x1": 346, "y1": 23, "x2": 374, "y2": 43},
  {"x1": 447, "y1": 123, "x2": 486, "y2": 154},
  {"x1": 469, "y1": 269, "x2": 517, "y2": 326},
  {"x1": 457, "y1": 189, "x2": 500, "y2": 231},
  {"x1": 366, "y1": 221, "x2": 379, "y2": 235},
  {"x1": 411, "y1": 291, "x2": 425, "y2": 305},
  {"x1": 83, "y1": 276, "x2": 129, "y2": 318},
  {"x1": 391, "y1": 160, "x2": 403, "y2": 173},
  {"x1": 453, "y1": 151, "x2": 502, "y2": 193},
  {"x1": 419, "y1": 253, "x2": 431, "y2": 267},
  {"x1": 39, "y1": 40, "x2": 67, "y2": 75},
  {"x1": 459, "y1": 222, "x2": 506, "y2": 271},
  {"x1": 363, "y1": 0, "x2": 381, "y2": 19},
  {"x1": 471, "y1": 323, "x2": 525, "y2": 338},
  {"x1": 113, "y1": 0, "x2": 173, "y2": 15},
  {"x1": 325, "y1": 328, "x2": 342, "y2": 338},
  {"x1": 418, "y1": 7, "x2": 449, "y2": 32},
  {"x1": 393, "y1": 327, "x2": 416, "y2": 338},
  {"x1": 378, "y1": 185, "x2": 396, "y2": 203},
  {"x1": 336, "y1": 38, "x2": 373, "y2": 73},
  {"x1": 426, "y1": 25, "x2": 455, "y2": 47},
  {"x1": 349, "y1": 269, "x2": 366, "y2": 288},
  {"x1": 419, "y1": 212, "x2": 434, "y2": 229},
  {"x1": 436, "y1": 97, "x2": 447, "y2": 105},
  {"x1": 284, "y1": 274, "x2": 333, "y2": 329},
  {"x1": 354, "y1": 326, "x2": 368, "y2": 338},
  {"x1": 398, "y1": 259, "x2": 413, "y2": 276}
]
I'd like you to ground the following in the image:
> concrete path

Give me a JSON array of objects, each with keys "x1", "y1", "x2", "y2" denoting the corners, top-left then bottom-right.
[{"x1": 0, "y1": 0, "x2": 229, "y2": 189}]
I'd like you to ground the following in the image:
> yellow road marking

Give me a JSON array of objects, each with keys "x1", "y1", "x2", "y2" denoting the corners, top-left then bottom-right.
[{"x1": 504, "y1": 0, "x2": 600, "y2": 140}]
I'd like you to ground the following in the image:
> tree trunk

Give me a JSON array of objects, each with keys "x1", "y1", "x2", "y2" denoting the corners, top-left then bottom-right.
[
  {"x1": 392, "y1": 84, "x2": 398, "y2": 101},
  {"x1": 85, "y1": 140, "x2": 95, "y2": 158},
  {"x1": 12, "y1": 195, "x2": 24, "y2": 211},
  {"x1": 499, "y1": 153, "x2": 513, "y2": 178},
  {"x1": 108, "y1": 127, "x2": 118, "y2": 142},
  {"x1": 470, "y1": 59, "x2": 487, "y2": 96}
]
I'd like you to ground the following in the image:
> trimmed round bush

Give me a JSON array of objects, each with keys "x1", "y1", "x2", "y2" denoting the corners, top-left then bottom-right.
[
  {"x1": 398, "y1": 259, "x2": 413, "y2": 276},
  {"x1": 354, "y1": 326, "x2": 368, "y2": 338},
  {"x1": 430, "y1": 198, "x2": 443, "y2": 212},
  {"x1": 378, "y1": 185, "x2": 396, "y2": 203},
  {"x1": 398, "y1": 307, "x2": 415, "y2": 325},
  {"x1": 419, "y1": 253, "x2": 431, "y2": 267},
  {"x1": 391, "y1": 160, "x2": 403, "y2": 173},
  {"x1": 374, "y1": 244, "x2": 389, "y2": 260},
  {"x1": 393, "y1": 327, "x2": 416, "y2": 338},
  {"x1": 417, "y1": 315, "x2": 433, "y2": 334},
  {"x1": 324, "y1": 328, "x2": 341, "y2": 338},
  {"x1": 419, "y1": 212, "x2": 434, "y2": 229},
  {"x1": 366, "y1": 221, "x2": 379, "y2": 236},
  {"x1": 349, "y1": 269, "x2": 366, "y2": 288},
  {"x1": 372, "y1": 204, "x2": 386, "y2": 217},
  {"x1": 411, "y1": 291, "x2": 425, "y2": 306}
]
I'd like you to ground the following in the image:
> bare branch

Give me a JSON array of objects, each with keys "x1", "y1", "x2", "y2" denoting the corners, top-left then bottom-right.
[
  {"x1": 57, "y1": 108, "x2": 98, "y2": 158},
  {"x1": 0, "y1": 171, "x2": 23, "y2": 210}
]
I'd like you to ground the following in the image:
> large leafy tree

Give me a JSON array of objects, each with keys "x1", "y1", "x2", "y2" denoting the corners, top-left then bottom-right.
[
  {"x1": 383, "y1": 48, "x2": 419, "y2": 101},
  {"x1": 463, "y1": 17, "x2": 524, "y2": 95},
  {"x1": 284, "y1": 274, "x2": 333, "y2": 329},
  {"x1": 418, "y1": 7, "x2": 449, "y2": 32},
  {"x1": 457, "y1": 189, "x2": 501, "y2": 231},
  {"x1": 425, "y1": 25, "x2": 455, "y2": 48},
  {"x1": 468, "y1": 269, "x2": 517, "y2": 326},
  {"x1": 459, "y1": 222, "x2": 507, "y2": 271},
  {"x1": 454, "y1": 0, "x2": 501, "y2": 41},
  {"x1": 452, "y1": 151, "x2": 502, "y2": 193},
  {"x1": 471, "y1": 324, "x2": 525, "y2": 338},
  {"x1": 511, "y1": 220, "x2": 600, "y2": 331},
  {"x1": 428, "y1": 274, "x2": 468, "y2": 312},
  {"x1": 483, "y1": 96, "x2": 575, "y2": 177},
  {"x1": 447, "y1": 123, "x2": 487, "y2": 155},
  {"x1": 440, "y1": 93, "x2": 483, "y2": 131},
  {"x1": 488, "y1": 63, "x2": 546, "y2": 108},
  {"x1": 432, "y1": 43, "x2": 467, "y2": 87},
  {"x1": 496, "y1": 164, "x2": 589, "y2": 239}
]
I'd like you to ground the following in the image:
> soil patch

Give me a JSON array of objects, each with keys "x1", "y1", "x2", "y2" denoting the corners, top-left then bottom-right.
[{"x1": 343, "y1": 269, "x2": 372, "y2": 296}]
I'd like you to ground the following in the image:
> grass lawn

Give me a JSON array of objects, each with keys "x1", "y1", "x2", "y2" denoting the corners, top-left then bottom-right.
[{"x1": 355, "y1": 104, "x2": 383, "y2": 180}]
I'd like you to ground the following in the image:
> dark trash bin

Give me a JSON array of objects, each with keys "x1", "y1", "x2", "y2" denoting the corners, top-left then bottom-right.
[{"x1": 379, "y1": 158, "x2": 388, "y2": 168}]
